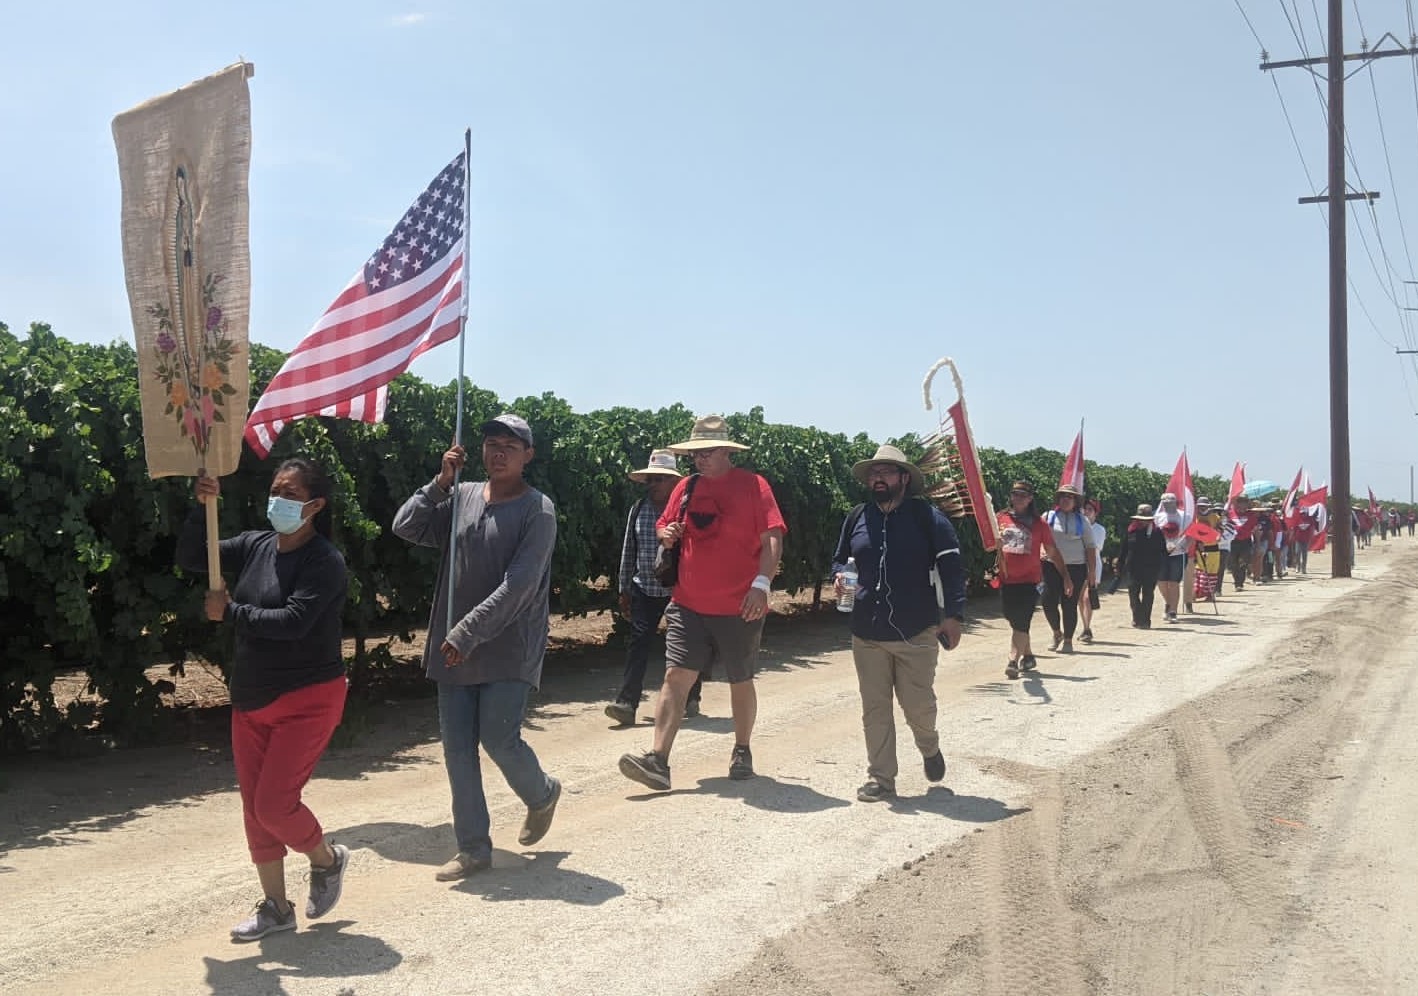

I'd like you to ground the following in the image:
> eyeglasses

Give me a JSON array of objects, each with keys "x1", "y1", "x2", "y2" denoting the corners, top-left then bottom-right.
[{"x1": 692, "y1": 448, "x2": 723, "y2": 460}]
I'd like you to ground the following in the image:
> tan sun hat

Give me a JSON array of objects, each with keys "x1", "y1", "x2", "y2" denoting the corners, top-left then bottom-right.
[
  {"x1": 851, "y1": 444, "x2": 925, "y2": 496},
  {"x1": 1132, "y1": 503, "x2": 1156, "y2": 520},
  {"x1": 628, "y1": 449, "x2": 683, "y2": 483},
  {"x1": 1055, "y1": 484, "x2": 1084, "y2": 499},
  {"x1": 668, "y1": 414, "x2": 749, "y2": 453}
]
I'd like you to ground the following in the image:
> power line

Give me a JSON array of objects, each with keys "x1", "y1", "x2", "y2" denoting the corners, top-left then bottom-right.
[{"x1": 1240, "y1": 1, "x2": 1417, "y2": 361}]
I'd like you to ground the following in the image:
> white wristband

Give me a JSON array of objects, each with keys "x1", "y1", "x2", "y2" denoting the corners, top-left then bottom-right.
[{"x1": 751, "y1": 575, "x2": 772, "y2": 593}]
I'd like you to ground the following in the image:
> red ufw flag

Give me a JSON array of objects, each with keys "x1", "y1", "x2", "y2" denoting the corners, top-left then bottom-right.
[
  {"x1": 1167, "y1": 449, "x2": 1195, "y2": 523},
  {"x1": 244, "y1": 151, "x2": 467, "y2": 456},
  {"x1": 1282, "y1": 467, "x2": 1304, "y2": 527},
  {"x1": 1298, "y1": 486, "x2": 1329, "y2": 551},
  {"x1": 1184, "y1": 520, "x2": 1220, "y2": 544},
  {"x1": 1226, "y1": 461, "x2": 1246, "y2": 515},
  {"x1": 1058, "y1": 426, "x2": 1084, "y2": 494}
]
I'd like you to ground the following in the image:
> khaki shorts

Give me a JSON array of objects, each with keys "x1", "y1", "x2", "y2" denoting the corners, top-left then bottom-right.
[{"x1": 664, "y1": 602, "x2": 763, "y2": 684}]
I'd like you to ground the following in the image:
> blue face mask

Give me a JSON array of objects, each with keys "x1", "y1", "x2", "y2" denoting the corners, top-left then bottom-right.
[{"x1": 267, "y1": 496, "x2": 312, "y2": 535}]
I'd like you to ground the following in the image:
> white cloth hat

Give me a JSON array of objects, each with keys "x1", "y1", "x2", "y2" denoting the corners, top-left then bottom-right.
[{"x1": 628, "y1": 449, "x2": 683, "y2": 483}]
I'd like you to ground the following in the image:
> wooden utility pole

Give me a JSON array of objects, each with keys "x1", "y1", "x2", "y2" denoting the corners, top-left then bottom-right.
[{"x1": 1260, "y1": 3, "x2": 1418, "y2": 577}]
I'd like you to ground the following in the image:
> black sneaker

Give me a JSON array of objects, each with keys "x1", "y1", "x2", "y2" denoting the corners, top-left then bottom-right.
[
  {"x1": 923, "y1": 750, "x2": 946, "y2": 782},
  {"x1": 306, "y1": 842, "x2": 348, "y2": 919},
  {"x1": 1005, "y1": 660, "x2": 1020, "y2": 680},
  {"x1": 729, "y1": 745, "x2": 755, "y2": 780},
  {"x1": 619, "y1": 751, "x2": 671, "y2": 791},
  {"x1": 856, "y1": 780, "x2": 895, "y2": 803},
  {"x1": 604, "y1": 700, "x2": 636, "y2": 726},
  {"x1": 683, "y1": 698, "x2": 701, "y2": 719},
  {"x1": 231, "y1": 898, "x2": 296, "y2": 942},
  {"x1": 1020, "y1": 655, "x2": 1038, "y2": 672},
  {"x1": 1079, "y1": 629, "x2": 1093, "y2": 643},
  {"x1": 518, "y1": 777, "x2": 561, "y2": 846}
]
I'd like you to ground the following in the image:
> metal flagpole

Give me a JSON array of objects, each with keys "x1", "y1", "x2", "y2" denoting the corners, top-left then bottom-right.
[{"x1": 446, "y1": 129, "x2": 472, "y2": 635}]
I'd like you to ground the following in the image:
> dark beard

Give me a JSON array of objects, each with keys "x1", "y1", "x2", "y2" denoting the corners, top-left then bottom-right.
[{"x1": 873, "y1": 480, "x2": 906, "y2": 505}]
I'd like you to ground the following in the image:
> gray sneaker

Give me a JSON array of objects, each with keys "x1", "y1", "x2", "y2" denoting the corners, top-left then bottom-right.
[
  {"x1": 683, "y1": 698, "x2": 701, "y2": 719},
  {"x1": 231, "y1": 898, "x2": 296, "y2": 942},
  {"x1": 306, "y1": 842, "x2": 348, "y2": 919},
  {"x1": 518, "y1": 777, "x2": 561, "y2": 846},
  {"x1": 856, "y1": 780, "x2": 895, "y2": 803},
  {"x1": 619, "y1": 751, "x2": 671, "y2": 791},
  {"x1": 604, "y1": 700, "x2": 636, "y2": 726}
]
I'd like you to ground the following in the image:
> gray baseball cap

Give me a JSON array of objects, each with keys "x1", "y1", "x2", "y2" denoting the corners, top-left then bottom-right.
[{"x1": 479, "y1": 413, "x2": 533, "y2": 447}]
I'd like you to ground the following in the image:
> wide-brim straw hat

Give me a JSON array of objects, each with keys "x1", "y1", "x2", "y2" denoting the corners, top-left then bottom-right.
[
  {"x1": 851, "y1": 444, "x2": 925, "y2": 496},
  {"x1": 628, "y1": 449, "x2": 683, "y2": 483},
  {"x1": 1055, "y1": 484, "x2": 1084, "y2": 499},
  {"x1": 1132, "y1": 503, "x2": 1156, "y2": 520},
  {"x1": 668, "y1": 414, "x2": 749, "y2": 453}
]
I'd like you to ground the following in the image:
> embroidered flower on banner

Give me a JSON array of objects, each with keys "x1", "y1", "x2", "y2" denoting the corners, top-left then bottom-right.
[{"x1": 146, "y1": 271, "x2": 240, "y2": 453}]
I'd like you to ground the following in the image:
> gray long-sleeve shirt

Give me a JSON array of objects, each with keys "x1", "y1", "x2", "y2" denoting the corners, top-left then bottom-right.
[{"x1": 392, "y1": 479, "x2": 556, "y2": 687}]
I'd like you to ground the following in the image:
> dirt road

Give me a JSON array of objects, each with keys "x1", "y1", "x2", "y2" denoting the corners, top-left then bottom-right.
[{"x1": 4, "y1": 546, "x2": 1416, "y2": 995}]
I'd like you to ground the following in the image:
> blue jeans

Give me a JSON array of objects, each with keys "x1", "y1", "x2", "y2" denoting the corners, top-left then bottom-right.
[{"x1": 436, "y1": 680, "x2": 554, "y2": 859}]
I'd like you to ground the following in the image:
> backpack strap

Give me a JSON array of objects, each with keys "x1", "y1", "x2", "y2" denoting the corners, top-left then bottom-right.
[
  {"x1": 626, "y1": 497, "x2": 646, "y2": 556},
  {"x1": 674, "y1": 474, "x2": 701, "y2": 523}
]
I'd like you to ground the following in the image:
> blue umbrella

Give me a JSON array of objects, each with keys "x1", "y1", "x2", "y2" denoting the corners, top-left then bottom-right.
[{"x1": 1240, "y1": 479, "x2": 1280, "y2": 499}]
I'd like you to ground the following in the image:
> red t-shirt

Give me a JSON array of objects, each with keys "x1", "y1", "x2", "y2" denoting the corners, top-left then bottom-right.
[
  {"x1": 1231, "y1": 511, "x2": 1261, "y2": 541},
  {"x1": 656, "y1": 468, "x2": 787, "y2": 616},
  {"x1": 997, "y1": 511, "x2": 1052, "y2": 585}
]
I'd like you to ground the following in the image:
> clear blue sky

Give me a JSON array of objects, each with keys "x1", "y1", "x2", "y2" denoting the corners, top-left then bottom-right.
[{"x1": 5, "y1": 1, "x2": 1418, "y2": 501}]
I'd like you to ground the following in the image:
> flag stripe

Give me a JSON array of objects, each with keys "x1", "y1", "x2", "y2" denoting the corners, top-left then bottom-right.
[{"x1": 249, "y1": 282, "x2": 460, "y2": 420}]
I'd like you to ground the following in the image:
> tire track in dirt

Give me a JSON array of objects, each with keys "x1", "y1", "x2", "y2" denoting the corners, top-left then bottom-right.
[
  {"x1": 763, "y1": 923, "x2": 912, "y2": 996},
  {"x1": 1167, "y1": 701, "x2": 1288, "y2": 915},
  {"x1": 1065, "y1": 569, "x2": 1418, "y2": 991},
  {"x1": 973, "y1": 762, "x2": 1089, "y2": 996}
]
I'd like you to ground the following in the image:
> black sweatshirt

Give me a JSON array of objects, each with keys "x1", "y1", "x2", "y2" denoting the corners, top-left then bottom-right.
[{"x1": 177, "y1": 509, "x2": 347, "y2": 710}]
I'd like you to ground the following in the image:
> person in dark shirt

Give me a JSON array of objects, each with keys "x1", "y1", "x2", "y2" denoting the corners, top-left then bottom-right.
[
  {"x1": 830, "y1": 445, "x2": 966, "y2": 803},
  {"x1": 1117, "y1": 503, "x2": 1167, "y2": 628},
  {"x1": 176, "y1": 457, "x2": 350, "y2": 943}
]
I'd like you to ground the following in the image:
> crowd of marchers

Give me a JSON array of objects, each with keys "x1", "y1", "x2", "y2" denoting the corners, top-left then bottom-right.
[{"x1": 175, "y1": 410, "x2": 1405, "y2": 942}]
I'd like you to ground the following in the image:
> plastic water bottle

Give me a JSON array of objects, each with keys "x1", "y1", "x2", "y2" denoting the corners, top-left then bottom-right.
[{"x1": 838, "y1": 558, "x2": 858, "y2": 613}]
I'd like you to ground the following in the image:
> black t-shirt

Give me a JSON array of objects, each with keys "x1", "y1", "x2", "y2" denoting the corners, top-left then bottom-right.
[{"x1": 178, "y1": 510, "x2": 347, "y2": 710}]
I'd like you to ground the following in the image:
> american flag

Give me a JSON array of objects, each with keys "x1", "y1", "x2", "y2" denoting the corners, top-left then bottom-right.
[{"x1": 244, "y1": 151, "x2": 467, "y2": 456}]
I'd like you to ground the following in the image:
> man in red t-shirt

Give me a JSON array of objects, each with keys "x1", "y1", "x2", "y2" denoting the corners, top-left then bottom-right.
[
  {"x1": 1289, "y1": 508, "x2": 1316, "y2": 573},
  {"x1": 994, "y1": 480, "x2": 1069, "y2": 680},
  {"x1": 619, "y1": 415, "x2": 786, "y2": 792}
]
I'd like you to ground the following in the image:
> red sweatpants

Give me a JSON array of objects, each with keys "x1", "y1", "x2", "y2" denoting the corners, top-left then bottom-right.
[{"x1": 231, "y1": 676, "x2": 347, "y2": 864}]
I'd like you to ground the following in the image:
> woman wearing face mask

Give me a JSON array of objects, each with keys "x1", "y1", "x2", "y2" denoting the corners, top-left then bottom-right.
[{"x1": 176, "y1": 458, "x2": 350, "y2": 943}]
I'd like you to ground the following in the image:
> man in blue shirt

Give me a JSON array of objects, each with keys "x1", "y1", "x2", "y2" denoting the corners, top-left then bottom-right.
[{"x1": 832, "y1": 445, "x2": 966, "y2": 803}]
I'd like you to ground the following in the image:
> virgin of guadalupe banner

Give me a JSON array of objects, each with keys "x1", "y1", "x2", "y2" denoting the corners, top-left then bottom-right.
[{"x1": 113, "y1": 62, "x2": 252, "y2": 478}]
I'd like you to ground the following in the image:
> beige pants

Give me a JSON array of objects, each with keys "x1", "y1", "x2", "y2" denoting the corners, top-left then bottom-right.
[{"x1": 852, "y1": 628, "x2": 941, "y2": 790}]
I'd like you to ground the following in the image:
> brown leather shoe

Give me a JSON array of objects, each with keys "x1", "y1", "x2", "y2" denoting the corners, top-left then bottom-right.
[
  {"x1": 518, "y1": 777, "x2": 561, "y2": 846},
  {"x1": 435, "y1": 852, "x2": 491, "y2": 882}
]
